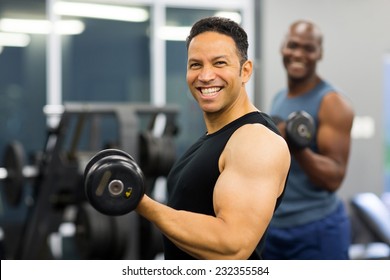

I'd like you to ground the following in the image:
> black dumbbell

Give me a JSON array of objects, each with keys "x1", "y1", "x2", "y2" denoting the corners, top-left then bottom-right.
[
  {"x1": 84, "y1": 149, "x2": 145, "y2": 216},
  {"x1": 286, "y1": 111, "x2": 315, "y2": 149}
]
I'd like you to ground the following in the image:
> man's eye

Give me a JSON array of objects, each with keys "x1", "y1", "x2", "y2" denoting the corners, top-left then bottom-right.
[
  {"x1": 189, "y1": 63, "x2": 201, "y2": 69},
  {"x1": 215, "y1": 61, "x2": 226, "y2": 66},
  {"x1": 287, "y1": 43, "x2": 297, "y2": 49},
  {"x1": 305, "y1": 46, "x2": 315, "y2": 52}
]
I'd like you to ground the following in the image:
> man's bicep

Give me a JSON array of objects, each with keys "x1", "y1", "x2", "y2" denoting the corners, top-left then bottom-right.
[
  {"x1": 212, "y1": 166, "x2": 277, "y2": 248},
  {"x1": 214, "y1": 144, "x2": 282, "y2": 227},
  {"x1": 317, "y1": 115, "x2": 352, "y2": 164}
]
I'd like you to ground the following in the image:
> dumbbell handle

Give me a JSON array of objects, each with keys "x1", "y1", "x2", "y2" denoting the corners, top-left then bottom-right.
[{"x1": 0, "y1": 165, "x2": 39, "y2": 180}]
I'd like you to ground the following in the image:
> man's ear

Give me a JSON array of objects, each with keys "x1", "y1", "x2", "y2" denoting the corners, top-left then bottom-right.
[
  {"x1": 241, "y1": 60, "x2": 253, "y2": 83},
  {"x1": 280, "y1": 39, "x2": 287, "y2": 55},
  {"x1": 318, "y1": 48, "x2": 323, "y2": 61},
  {"x1": 280, "y1": 45, "x2": 284, "y2": 55}
]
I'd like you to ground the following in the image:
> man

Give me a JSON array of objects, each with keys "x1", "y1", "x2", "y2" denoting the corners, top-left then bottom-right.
[
  {"x1": 135, "y1": 17, "x2": 290, "y2": 259},
  {"x1": 263, "y1": 20, "x2": 354, "y2": 259}
]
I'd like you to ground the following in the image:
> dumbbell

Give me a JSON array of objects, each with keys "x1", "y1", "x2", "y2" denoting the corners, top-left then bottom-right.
[
  {"x1": 271, "y1": 111, "x2": 315, "y2": 149},
  {"x1": 83, "y1": 149, "x2": 145, "y2": 216},
  {"x1": 286, "y1": 111, "x2": 315, "y2": 149},
  {"x1": 0, "y1": 141, "x2": 39, "y2": 206}
]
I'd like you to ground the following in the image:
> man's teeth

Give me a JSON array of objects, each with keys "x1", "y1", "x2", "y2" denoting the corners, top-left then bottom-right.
[
  {"x1": 201, "y1": 87, "x2": 220, "y2": 95},
  {"x1": 290, "y1": 62, "x2": 305, "y2": 67}
]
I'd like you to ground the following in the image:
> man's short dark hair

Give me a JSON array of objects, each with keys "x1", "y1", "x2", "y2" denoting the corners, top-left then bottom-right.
[{"x1": 186, "y1": 16, "x2": 248, "y2": 66}]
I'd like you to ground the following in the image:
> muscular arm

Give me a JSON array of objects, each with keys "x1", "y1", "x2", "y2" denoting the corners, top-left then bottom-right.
[
  {"x1": 136, "y1": 124, "x2": 290, "y2": 259},
  {"x1": 292, "y1": 93, "x2": 354, "y2": 192}
]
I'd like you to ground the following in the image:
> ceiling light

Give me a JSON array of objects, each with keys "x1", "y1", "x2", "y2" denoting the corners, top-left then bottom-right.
[
  {"x1": 0, "y1": 18, "x2": 85, "y2": 35},
  {"x1": 54, "y1": 1, "x2": 149, "y2": 22},
  {"x1": 56, "y1": 20, "x2": 85, "y2": 34},
  {"x1": 157, "y1": 11, "x2": 241, "y2": 42},
  {"x1": 158, "y1": 26, "x2": 191, "y2": 41},
  {"x1": 0, "y1": 32, "x2": 31, "y2": 47},
  {"x1": 214, "y1": 11, "x2": 242, "y2": 24}
]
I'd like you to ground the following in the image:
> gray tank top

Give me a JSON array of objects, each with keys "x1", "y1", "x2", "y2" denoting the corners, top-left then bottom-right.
[{"x1": 270, "y1": 80, "x2": 340, "y2": 227}]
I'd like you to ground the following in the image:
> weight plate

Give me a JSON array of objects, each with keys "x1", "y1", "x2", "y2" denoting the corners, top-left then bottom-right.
[
  {"x1": 111, "y1": 215, "x2": 131, "y2": 259},
  {"x1": 3, "y1": 141, "x2": 25, "y2": 206},
  {"x1": 84, "y1": 149, "x2": 134, "y2": 179},
  {"x1": 286, "y1": 111, "x2": 315, "y2": 149},
  {"x1": 139, "y1": 132, "x2": 176, "y2": 178},
  {"x1": 75, "y1": 202, "x2": 114, "y2": 259},
  {"x1": 85, "y1": 150, "x2": 145, "y2": 216}
]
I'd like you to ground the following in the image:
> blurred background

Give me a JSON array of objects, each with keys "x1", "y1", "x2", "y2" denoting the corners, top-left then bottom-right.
[{"x1": 0, "y1": 0, "x2": 389, "y2": 260}]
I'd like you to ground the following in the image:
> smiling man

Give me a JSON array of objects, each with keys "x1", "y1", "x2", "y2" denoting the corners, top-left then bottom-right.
[
  {"x1": 263, "y1": 20, "x2": 355, "y2": 260},
  {"x1": 135, "y1": 16, "x2": 290, "y2": 260}
]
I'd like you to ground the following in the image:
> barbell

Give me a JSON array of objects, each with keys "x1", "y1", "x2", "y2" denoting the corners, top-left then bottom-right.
[{"x1": 0, "y1": 141, "x2": 39, "y2": 206}]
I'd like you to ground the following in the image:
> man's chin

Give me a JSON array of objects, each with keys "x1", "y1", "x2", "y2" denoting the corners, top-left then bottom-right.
[{"x1": 288, "y1": 74, "x2": 308, "y2": 82}]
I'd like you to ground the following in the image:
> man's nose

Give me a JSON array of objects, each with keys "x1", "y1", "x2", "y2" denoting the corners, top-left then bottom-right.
[
  {"x1": 291, "y1": 47, "x2": 305, "y2": 57},
  {"x1": 198, "y1": 66, "x2": 216, "y2": 82}
]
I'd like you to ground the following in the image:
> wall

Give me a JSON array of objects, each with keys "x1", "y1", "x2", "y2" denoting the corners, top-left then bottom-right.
[{"x1": 258, "y1": 0, "x2": 390, "y2": 199}]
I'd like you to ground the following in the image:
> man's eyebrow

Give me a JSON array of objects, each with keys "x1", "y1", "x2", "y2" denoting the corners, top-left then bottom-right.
[
  {"x1": 211, "y1": 55, "x2": 229, "y2": 61},
  {"x1": 188, "y1": 55, "x2": 228, "y2": 61},
  {"x1": 187, "y1": 57, "x2": 200, "y2": 62}
]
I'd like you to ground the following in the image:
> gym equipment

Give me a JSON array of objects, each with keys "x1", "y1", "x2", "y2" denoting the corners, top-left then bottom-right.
[
  {"x1": 75, "y1": 202, "x2": 130, "y2": 259},
  {"x1": 0, "y1": 141, "x2": 39, "y2": 206},
  {"x1": 139, "y1": 131, "x2": 176, "y2": 178},
  {"x1": 84, "y1": 149, "x2": 145, "y2": 216},
  {"x1": 351, "y1": 192, "x2": 390, "y2": 246},
  {"x1": 11, "y1": 102, "x2": 178, "y2": 260},
  {"x1": 286, "y1": 110, "x2": 315, "y2": 149}
]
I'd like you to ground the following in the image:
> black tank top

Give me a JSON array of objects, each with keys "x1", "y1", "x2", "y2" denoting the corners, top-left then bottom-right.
[{"x1": 164, "y1": 111, "x2": 285, "y2": 259}]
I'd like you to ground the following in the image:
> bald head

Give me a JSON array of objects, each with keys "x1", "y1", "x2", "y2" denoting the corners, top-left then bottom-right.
[{"x1": 287, "y1": 20, "x2": 323, "y2": 46}]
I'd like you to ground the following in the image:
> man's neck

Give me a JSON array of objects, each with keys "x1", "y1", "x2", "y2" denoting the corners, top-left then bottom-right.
[
  {"x1": 204, "y1": 95, "x2": 257, "y2": 134},
  {"x1": 288, "y1": 75, "x2": 321, "y2": 97}
]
